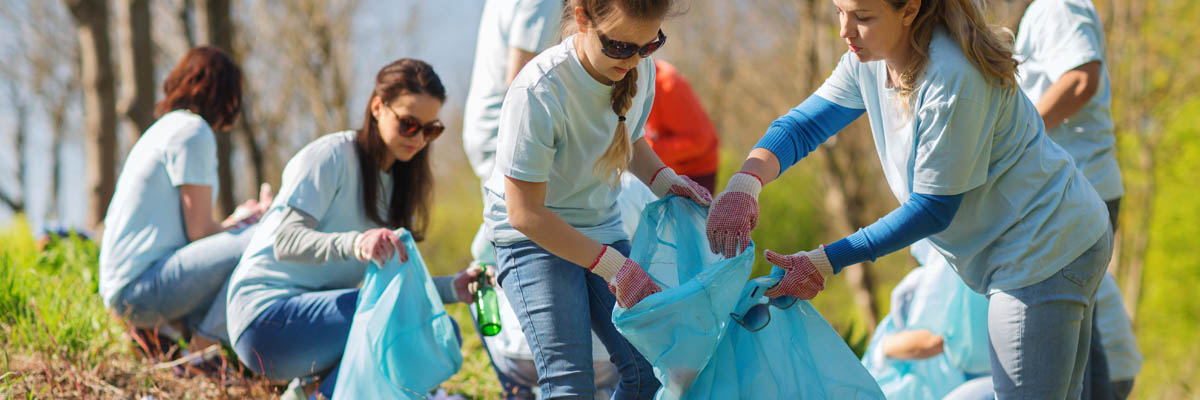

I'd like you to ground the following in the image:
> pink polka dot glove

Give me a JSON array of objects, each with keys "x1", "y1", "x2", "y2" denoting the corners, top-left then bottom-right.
[
  {"x1": 590, "y1": 245, "x2": 661, "y2": 308},
  {"x1": 649, "y1": 167, "x2": 713, "y2": 207},
  {"x1": 705, "y1": 172, "x2": 763, "y2": 257},
  {"x1": 764, "y1": 246, "x2": 834, "y2": 299}
]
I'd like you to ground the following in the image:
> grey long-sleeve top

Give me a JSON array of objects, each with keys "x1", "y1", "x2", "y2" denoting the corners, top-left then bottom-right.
[{"x1": 272, "y1": 206, "x2": 459, "y2": 304}]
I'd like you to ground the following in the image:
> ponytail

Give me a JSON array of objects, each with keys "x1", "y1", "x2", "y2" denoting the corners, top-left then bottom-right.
[{"x1": 593, "y1": 68, "x2": 638, "y2": 185}]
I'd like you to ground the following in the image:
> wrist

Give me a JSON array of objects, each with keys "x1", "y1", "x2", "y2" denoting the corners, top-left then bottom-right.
[
  {"x1": 725, "y1": 172, "x2": 763, "y2": 198},
  {"x1": 352, "y1": 233, "x2": 367, "y2": 262},
  {"x1": 649, "y1": 166, "x2": 677, "y2": 197},
  {"x1": 589, "y1": 245, "x2": 626, "y2": 282},
  {"x1": 810, "y1": 246, "x2": 833, "y2": 277}
]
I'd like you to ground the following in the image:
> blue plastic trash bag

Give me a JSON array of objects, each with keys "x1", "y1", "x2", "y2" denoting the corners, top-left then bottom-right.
[
  {"x1": 333, "y1": 229, "x2": 463, "y2": 399},
  {"x1": 613, "y1": 196, "x2": 886, "y2": 399},
  {"x1": 861, "y1": 240, "x2": 991, "y2": 399}
]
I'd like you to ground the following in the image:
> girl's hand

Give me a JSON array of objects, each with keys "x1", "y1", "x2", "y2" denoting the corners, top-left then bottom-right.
[
  {"x1": 590, "y1": 246, "x2": 661, "y2": 308},
  {"x1": 649, "y1": 167, "x2": 713, "y2": 207},
  {"x1": 355, "y1": 228, "x2": 407, "y2": 264},
  {"x1": 453, "y1": 263, "x2": 497, "y2": 303},
  {"x1": 255, "y1": 183, "x2": 274, "y2": 215}
]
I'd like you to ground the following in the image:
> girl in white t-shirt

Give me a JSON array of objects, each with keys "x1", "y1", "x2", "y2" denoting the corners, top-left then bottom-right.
[
  {"x1": 483, "y1": 0, "x2": 711, "y2": 397},
  {"x1": 100, "y1": 47, "x2": 270, "y2": 359},
  {"x1": 706, "y1": 0, "x2": 1112, "y2": 398},
  {"x1": 226, "y1": 59, "x2": 483, "y2": 398}
]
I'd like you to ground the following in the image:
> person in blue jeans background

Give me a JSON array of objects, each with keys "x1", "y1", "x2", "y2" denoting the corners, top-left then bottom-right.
[
  {"x1": 99, "y1": 46, "x2": 271, "y2": 360},
  {"x1": 1011, "y1": 0, "x2": 1142, "y2": 398},
  {"x1": 483, "y1": 0, "x2": 712, "y2": 397},
  {"x1": 460, "y1": 0, "x2": 570, "y2": 397},
  {"x1": 705, "y1": 0, "x2": 1112, "y2": 398},
  {"x1": 225, "y1": 59, "x2": 484, "y2": 399}
]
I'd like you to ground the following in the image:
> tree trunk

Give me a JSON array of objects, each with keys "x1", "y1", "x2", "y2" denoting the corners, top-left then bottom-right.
[
  {"x1": 805, "y1": 0, "x2": 880, "y2": 329},
  {"x1": 239, "y1": 109, "x2": 266, "y2": 195},
  {"x1": 195, "y1": 0, "x2": 236, "y2": 216},
  {"x1": 1, "y1": 83, "x2": 25, "y2": 213},
  {"x1": 117, "y1": 0, "x2": 156, "y2": 142},
  {"x1": 66, "y1": 0, "x2": 119, "y2": 231}
]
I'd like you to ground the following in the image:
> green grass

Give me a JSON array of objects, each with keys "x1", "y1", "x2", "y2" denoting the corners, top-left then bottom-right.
[{"x1": 0, "y1": 218, "x2": 124, "y2": 372}]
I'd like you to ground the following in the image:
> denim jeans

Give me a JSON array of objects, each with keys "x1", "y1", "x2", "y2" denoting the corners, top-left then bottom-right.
[
  {"x1": 113, "y1": 225, "x2": 256, "y2": 344},
  {"x1": 233, "y1": 288, "x2": 358, "y2": 397},
  {"x1": 987, "y1": 227, "x2": 1113, "y2": 399},
  {"x1": 494, "y1": 240, "x2": 660, "y2": 399},
  {"x1": 233, "y1": 288, "x2": 462, "y2": 399}
]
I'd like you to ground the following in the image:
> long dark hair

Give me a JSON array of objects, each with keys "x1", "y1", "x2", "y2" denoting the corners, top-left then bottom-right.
[
  {"x1": 154, "y1": 46, "x2": 243, "y2": 131},
  {"x1": 356, "y1": 59, "x2": 445, "y2": 241}
]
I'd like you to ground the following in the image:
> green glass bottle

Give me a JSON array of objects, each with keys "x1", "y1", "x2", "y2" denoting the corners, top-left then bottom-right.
[{"x1": 474, "y1": 271, "x2": 501, "y2": 336}]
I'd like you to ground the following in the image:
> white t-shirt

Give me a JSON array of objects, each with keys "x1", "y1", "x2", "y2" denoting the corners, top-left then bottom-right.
[
  {"x1": 99, "y1": 110, "x2": 219, "y2": 307},
  {"x1": 1016, "y1": 0, "x2": 1123, "y2": 201},
  {"x1": 814, "y1": 27, "x2": 1109, "y2": 294},
  {"x1": 483, "y1": 35, "x2": 656, "y2": 246},
  {"x1": 463, "y1": 0, "x2": 564, "y2": 179},
  {"x1": 226, "y1": 131, "x2": 392, "y2": 343}
]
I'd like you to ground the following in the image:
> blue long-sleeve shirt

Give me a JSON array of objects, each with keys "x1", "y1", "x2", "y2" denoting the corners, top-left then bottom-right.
[{"x1": 754, "y1": 95, "x2": 963, "y2": 272}]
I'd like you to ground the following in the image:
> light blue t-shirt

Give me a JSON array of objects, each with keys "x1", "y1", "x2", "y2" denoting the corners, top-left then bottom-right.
[
  {"x1": 814, "y1": 28, "x2": 1109, "y2": 294},
  {"x1": 1016, "y1": 0, "x2": 1122, "y2": 201},
  {"x1": 483, "y1": 35, "x2": 656, "y2": 246},
  {"x1": 463, "y1": 0, "x2": 564, "y2": 179},
  {"x1": 226, "y1": 131, "x2": 392, "y2": 343},
  {"x1": 99, "y1": 110, "x2": 218, "y2": 307}
]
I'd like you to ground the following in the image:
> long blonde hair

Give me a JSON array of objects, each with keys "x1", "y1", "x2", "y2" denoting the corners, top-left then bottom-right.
[
  {"x1": 887, "y1": 0, "x2": 1019, "y2": 107},
  {"x1": 562, "y1": 0, "x2": 676, "y2": 185}
]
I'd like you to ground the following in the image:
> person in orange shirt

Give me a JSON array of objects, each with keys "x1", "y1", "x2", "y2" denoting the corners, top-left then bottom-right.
[{"x1": 645, "y1": 59, "x2": 720, "y2": 192}]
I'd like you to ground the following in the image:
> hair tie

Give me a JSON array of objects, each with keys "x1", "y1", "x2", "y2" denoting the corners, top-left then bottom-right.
[{"x1": 618, "y1": 115, "x2": 626, "y2": 122}]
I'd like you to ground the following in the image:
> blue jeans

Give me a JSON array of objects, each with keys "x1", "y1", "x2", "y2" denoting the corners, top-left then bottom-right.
[
  {"x1": 113, "y1": 225, "x2": 256, "y2": 344},
  {"x1": 987, "y1": 227, "x2": 1113, "y2": 399},
  {"x1": 233, "y1": 289, "x2": 358, "y2": 399},
  {"x1": 494, "y1": 240, "x2": 660, "y2": 400},
  {"x1": 234, "y1": 288, "x2": 463, "y2": 399}
]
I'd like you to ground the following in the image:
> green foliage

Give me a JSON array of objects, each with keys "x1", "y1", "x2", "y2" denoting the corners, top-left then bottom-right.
[
  {"x1": 1130, "y1": 99, "x2": 1200, "y2": 398},
  {"x1": 0, "y1": 219, "x2": 125, "y2": 366}
]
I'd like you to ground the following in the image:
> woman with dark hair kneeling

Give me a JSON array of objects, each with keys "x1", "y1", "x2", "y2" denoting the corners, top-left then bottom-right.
[
  {"x1": 100, "y1": 46, "x2": 270, "y2": 358},
  {"x1": 225, "y1": 59, "x2": 484, "y2": 398}
]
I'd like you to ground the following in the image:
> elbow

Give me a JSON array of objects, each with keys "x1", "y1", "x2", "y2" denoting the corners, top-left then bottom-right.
[
  {"x1": 185, "y1": 226, "x2": 207, "y2": 242},
  {"x1": 929, "y1": 215, "x2": 953, "y2": 235},
  {"x1": 1077, "y1": 79, "x2": 1099, "y2": 102},
  {"x1": 507, "y1": 205, "x2": 535, "y2": 234}
]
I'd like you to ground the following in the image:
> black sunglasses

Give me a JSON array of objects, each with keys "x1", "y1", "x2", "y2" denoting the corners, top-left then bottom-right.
[
  {"x1": 730, "y1": 286, "x2": 798, "y2": 332},
  {"x1": 594, "y1": 28, "x2": 667, "y2": 60},
  {"x1": 385, "y1": 104, "x2": 444, "y2": 141}
]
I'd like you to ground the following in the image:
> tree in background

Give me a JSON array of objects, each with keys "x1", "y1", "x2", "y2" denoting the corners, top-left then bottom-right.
[
  {"x1": 115, "y1": 0, "x2": 156, "y2": 143},
  {"x1": 65, "y1": 0, "x2": 118, "y2": 231}
]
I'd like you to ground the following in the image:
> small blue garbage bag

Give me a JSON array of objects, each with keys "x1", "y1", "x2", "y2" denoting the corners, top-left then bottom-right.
[
  {"x1": 613, "y1": 196, "x2": 885, "y2": 399},
  {"x1": 860, "y1": 240, "x2": 991, "y2": 399},
  {"x1": 333, "y1": 229, "x2": 463, "y2": 399}
]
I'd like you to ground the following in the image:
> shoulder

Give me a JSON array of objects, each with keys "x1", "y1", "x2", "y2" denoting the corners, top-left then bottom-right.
[
  {"x1": 510, "y1": 38, "x2": 573, "y2": 93},
  {"x1": 158, "y1": 110, "x2": 215, "y2": 143},
  {"x1": 922, "y1": 29, "x2": 992, "y2": 100},
  {"x1": 293, "y1": 131, "x2": 357, "y2": 171},
  {"x1": 1026, "y1": 0, "x2": 1099, "y2": 26}
]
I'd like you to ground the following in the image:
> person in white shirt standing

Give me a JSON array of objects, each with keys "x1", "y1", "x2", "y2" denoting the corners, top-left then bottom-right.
[{"x1": 1013, "y1": 1, "x2": 1141, "y2": 398}]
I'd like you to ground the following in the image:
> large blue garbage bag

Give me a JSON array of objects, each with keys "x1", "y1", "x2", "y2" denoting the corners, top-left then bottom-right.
[
  {"x1": 333, "y1": 229, "x2": 463, "y2": 399},
  {"x1": 613, "y1": 196, "x2": 886, "y2": 399}
]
